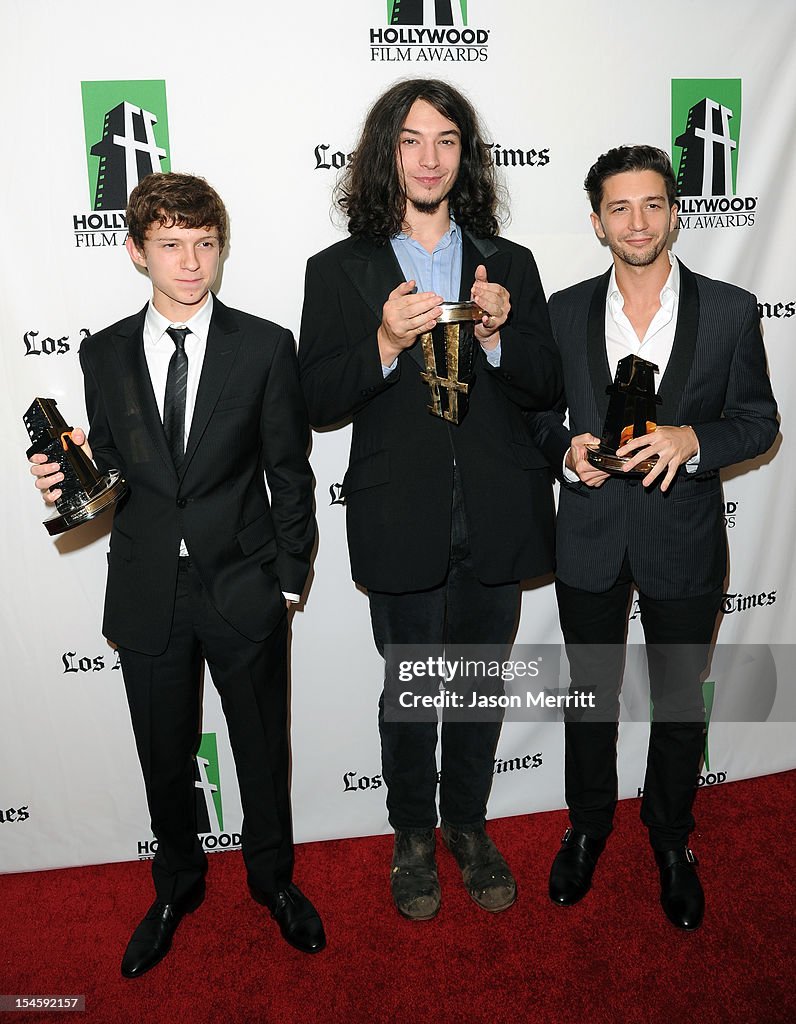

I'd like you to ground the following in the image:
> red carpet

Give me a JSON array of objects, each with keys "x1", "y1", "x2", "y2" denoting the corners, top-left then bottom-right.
[{"x1": 1, "y1": 770, "x2": 793, "y2": 1024}]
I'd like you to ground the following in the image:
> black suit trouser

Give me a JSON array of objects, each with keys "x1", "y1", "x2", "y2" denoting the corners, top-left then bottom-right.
[
  {"x1": 368, "y1": 469, "x2": 519, "y2": 831},
  {"x1": 555, "y1": 561, "x2": 722, "y2": 850},
  {"x1": 119, "y1": 559, "x2": 293, "y2": 902}
]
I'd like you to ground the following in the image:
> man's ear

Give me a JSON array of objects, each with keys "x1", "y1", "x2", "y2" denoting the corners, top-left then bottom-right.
[
  {"x1": 590, "y1": 211, "x2": 606, "y2": 241},
  {"x1": 125, "y1": 236, "x2": 147, "y2": 269}
]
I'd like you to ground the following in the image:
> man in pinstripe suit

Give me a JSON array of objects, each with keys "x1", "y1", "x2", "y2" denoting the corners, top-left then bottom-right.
[{"x1": 529, "y1": 146, "x2": 778, "y2": 929}]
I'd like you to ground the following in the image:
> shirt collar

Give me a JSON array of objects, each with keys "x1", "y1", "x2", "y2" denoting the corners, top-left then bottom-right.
[
  {"x1": 146, "y1": 292, "x2": 214, "y2": 345},
  {"x1": 608, "y1": 250, "x2": 679, "y2": 308},
  {"x1": 395, "y1": 218, "x2": 461, "y2": 248}
]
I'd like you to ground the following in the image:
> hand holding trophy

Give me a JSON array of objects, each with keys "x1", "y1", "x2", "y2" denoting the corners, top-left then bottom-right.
[
  {"x1": 24, "y1": 398, "x2": 127, "y2": 535},
  {"x1": 586, "y1": 354, "x2": 661, "y2": 474}
]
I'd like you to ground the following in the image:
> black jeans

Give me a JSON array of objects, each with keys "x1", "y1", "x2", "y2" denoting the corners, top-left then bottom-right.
[
  {"x1": 556, "y1": 558, "x2": 722, "y2": 850},
  {"x1": 369, "y1": 469, "x2": 519, "y2": 831}
]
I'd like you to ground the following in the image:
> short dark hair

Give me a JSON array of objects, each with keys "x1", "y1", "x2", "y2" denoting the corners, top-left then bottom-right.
[
  {"x1": 337, "y1": 78, "x2": 503, "y2": 243},
  {"x1": 584, "y1": 145, "x2": 677, "y2": 213},
  {"x1": 126, "y1": 172, "x2": 228, "y2": 251}
]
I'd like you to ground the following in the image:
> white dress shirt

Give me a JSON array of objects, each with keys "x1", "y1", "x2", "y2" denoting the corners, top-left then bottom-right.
[{"x1": 606, "y1": 250, "x2": 679, "y2": 381}]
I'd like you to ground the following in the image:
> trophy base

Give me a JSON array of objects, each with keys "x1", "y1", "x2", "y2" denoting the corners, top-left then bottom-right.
[
  {"x1": 43, "y1": 471, "x2": 127, "y2": 535},
  {"x1": 585, "y1": 445, "x2": 658, "y2": 476}
]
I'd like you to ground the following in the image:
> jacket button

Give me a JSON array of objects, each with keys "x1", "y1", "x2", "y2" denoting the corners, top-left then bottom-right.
[{"x1": 177, "y1": 498, "x2": 187, "y2": 509}]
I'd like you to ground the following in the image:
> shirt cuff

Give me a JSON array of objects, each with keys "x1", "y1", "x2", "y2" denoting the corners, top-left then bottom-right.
[
  {"x1": 381, "y1": 358, "x2": 398, "y2": 377},
  {"x1": 484, "y1": 341, "x2": 501, "y2": 367},
  {"x1": 562, "y1": 454, "x2": 579, "y2": 483},
  {"x1": 684, "y1": 450, "x2": 700, "y2": 473},
  {"x1": 282, "y1": 592, "x2": 300, "y2": 603}
]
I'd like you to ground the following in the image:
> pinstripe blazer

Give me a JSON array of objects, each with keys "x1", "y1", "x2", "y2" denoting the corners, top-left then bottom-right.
[{"x1": 529, "y1": 260, "x2": 779, "y2": 599}]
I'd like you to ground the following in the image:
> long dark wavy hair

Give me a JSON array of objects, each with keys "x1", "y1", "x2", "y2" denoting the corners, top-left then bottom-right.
[{"x1": 337, "y1": 79, "x2": 503, "y2": 243}]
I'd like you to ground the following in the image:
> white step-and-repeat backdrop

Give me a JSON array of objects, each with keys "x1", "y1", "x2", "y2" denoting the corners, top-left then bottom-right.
[{"x1": 1, "y1": 0, "x2": 793, "y2": 873}]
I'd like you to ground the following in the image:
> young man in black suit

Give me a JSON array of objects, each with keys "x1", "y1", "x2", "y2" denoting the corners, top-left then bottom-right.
[
  {"x1": 299, "y1": 79, "x2": 562, "y2": 920},
  {"x1": 529, "y1": 146, "x2": 778, "y2": 929},
  {"x1": 30, "y1": 173, "x2": 325, "y2": 975}
]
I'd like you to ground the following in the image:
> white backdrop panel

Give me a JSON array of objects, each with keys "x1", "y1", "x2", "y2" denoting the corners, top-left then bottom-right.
[{"x1": 0, "y1": 0, "x2": 793, "y2": 872}]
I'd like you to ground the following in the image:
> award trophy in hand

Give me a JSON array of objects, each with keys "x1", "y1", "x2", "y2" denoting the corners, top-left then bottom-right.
[
  {"x1": 418, "y1": 300, "x2": 484, "y2": 425},
  {"x1": 24, "y1": 397, "x2": 127, "y2": 535},
  {"x1": 586, "y1": 355, "x2": 661, "y2": 474}
]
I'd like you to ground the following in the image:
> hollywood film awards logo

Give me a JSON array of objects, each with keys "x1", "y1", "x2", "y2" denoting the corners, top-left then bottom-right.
[
  {"x1": 671, "y1": 79, "x2": 757, "y2": 229},
  {"x1": 137, "y1": 733, "x2": 241, "y2": 859},
  {"x1": 369, "y1": 1, "x2": 490, "y2": 62},
  {"x1": 73, "y1": 80, "x2": 171, "y2": 249}
]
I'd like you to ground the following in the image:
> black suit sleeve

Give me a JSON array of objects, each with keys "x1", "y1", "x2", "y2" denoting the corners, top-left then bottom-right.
[
  {"x1": 298, "y1": 255, "x2": 398, "y2": 428},
  {"x1": 524, "y1": 290, "x2": 575, "y2": 477},
  {"x1": 79, "y1": 339, "x2": 126, "y2": 478},
  {"x1": 690, "y1": 293, "x2": 779, "y2": 473},
  {"x1": 260, "y1": 328, "x2": 316, "y2": 596},
  {"x1": 481, "y1": 248, "x2": 563, "y2": 411}
]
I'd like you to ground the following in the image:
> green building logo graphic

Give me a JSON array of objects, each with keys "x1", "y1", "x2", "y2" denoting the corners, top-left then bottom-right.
[
  {"x1": 195, "y1": 733, "x2": 223, "y2": 834},
  {"x1": 388, "y1": 1, "x2": 468, "y2": 26},
  {"x1": 81, "y1": 80, "x2": 170, "y2": 211},
  {"x1": 672, "y1": 79, "x2": 742, "y2": 197}
]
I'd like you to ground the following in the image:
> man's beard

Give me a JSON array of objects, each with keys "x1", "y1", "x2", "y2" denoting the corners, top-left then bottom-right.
[
  {"x1": 409, "y1": 196, "x2": 445, "y2": 216},
  {"x1": 612, "y1": 235, "x2": 668, "y2": 267}
]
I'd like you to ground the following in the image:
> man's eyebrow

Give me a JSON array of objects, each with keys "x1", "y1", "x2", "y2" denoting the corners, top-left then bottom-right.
[
  {"x1": 605, "y1": 194, "x2": 667, "y2": 207},
  {"x1": 399, "y1": 127, "x2": 460, "y2": 137}
]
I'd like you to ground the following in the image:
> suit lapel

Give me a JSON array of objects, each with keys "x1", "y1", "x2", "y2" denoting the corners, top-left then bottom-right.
[
  {"x1": 181, "y1": 296, "x2": 242, "y2": 478},
  {"x1": 587, "y1": 269, "x2": 613, "y2": 423},
  {"x1": 113, "y1": 305, "x2": 178, "y2": 480},
  {"x1": 460, "y1": 231, "x2": 502, "y2": 302},
  {"x1": 656, "y1": 259, "x2": 700, "y2": 423},
  {"x1": 342, "y1": 238, "x2": 404, "y2": 320}
]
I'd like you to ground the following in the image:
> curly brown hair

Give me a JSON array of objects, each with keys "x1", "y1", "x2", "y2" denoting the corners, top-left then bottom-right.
[
  {"x1": 337, "y1": 79, "x2": 504, "y2": 243},
  {"x1": 126, "y1": 172, "x2": 228, "y2": 251}
]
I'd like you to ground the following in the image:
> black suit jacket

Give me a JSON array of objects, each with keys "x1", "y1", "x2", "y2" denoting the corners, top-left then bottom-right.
[
  {"x1": 529, "y1": 261, "x2": 779, "y2": 599},
  {"x1": 298, "y1": 231, "x2": 563, "y2": 592},
  {"x1": 80, "y1": 296, "x2": 315, "y2": 654}
]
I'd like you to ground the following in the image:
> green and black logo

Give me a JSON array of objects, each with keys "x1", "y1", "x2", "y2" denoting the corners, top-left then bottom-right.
[
  {"x1": 370, "y1": 1, "x2": 489, "y2": 62},
  {"x1": 74, "y1": 80, "x2": 170, "y2": 247},
  {"x1": 671, "y1": 79, "x2": 757, "y2": 229}
]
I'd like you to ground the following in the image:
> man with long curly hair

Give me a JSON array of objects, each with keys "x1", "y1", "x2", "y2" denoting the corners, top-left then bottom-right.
[{"x1": 299, "y1": 79, "x2": 562, "y2": 920}]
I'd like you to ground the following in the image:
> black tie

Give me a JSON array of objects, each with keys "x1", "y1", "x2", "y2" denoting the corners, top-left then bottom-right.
[{"x1": 163, "y1": 326, "x2": 189, "y2": 468}]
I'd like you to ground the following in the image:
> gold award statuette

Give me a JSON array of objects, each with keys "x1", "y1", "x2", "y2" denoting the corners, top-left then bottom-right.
[
  {"x1": 24, "y1": 397, "x2": 127, "y2": 535},
  {"x1": 419, "y1": 300, "x2": 484, "y2": 425},
  {"x1": 586, "y1": 355, "x2": 662, "y2": 475}
]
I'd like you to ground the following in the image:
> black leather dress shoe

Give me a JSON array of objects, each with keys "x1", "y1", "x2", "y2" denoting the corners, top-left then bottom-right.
[
  {"x1": 250, "y1": 882, "x2": 326, "y2": 953},
  {"x1": 390, "y1": 829, "x2": 441, "y2": 920},
  {"x1": 548, "y1": 828, "x2": 606, "y2": 906},
  {"x1": 441, "y1": 823, "x2": 516, "y2": 912},
  {"x1": 655, "y1": 848, "x2": 704, "y2": 930},
  {"x1": 121, "y1": 880, "x2": 205, "y2": 979}
]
